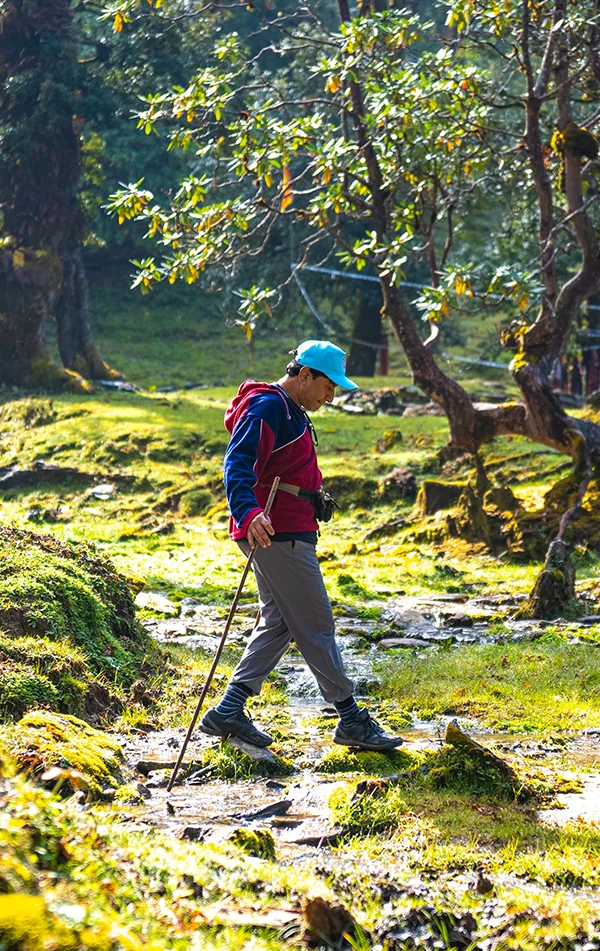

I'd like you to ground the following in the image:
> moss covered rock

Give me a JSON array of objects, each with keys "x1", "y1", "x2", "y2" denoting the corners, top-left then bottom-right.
[
  {"x1": 202, "y1": 740, "x2": 294, "y2": 779},
  {"x1": 0, "y1": 527, "x2": 154, "y2": 721},
  {"x1": 229, "y1": 828, "x2": 276, "y2": 859},
  {"x1": 318, "y1": 746, "x2": 414, "y2": 775},
  {"x1": 521, "y1": 540, "x2": 577, "y2": 620},
  {"x1": 6, "y1": 711, "x2": 124, "y2": 797}
]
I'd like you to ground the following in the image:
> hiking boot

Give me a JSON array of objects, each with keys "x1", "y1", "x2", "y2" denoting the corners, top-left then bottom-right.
[
  {"x1": 333, "y1": 709, "x2": 404, "y2": 752},
  {"x1": 199, "y1": 708, "x2": 273, "y2": 748}
]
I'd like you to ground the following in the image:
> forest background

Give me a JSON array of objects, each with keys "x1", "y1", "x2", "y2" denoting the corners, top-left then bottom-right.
[{"x1": 2, "y1": 2, "x2": 600, "y2": 950}]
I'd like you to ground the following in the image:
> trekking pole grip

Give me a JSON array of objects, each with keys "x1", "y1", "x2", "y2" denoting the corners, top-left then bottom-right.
[{"x1": 166, "y1": 477, "x2": 280, "y2": 792}]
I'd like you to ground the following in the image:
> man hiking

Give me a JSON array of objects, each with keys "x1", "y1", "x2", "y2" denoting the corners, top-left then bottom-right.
[{"x1": 200, "y1": 340, "x2": 404, "y2": 752}]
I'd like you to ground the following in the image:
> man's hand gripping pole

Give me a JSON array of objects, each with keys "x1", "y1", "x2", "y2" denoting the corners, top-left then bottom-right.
[{"x1": 166, "y1": 477, "x2": 280, "y2": 793}]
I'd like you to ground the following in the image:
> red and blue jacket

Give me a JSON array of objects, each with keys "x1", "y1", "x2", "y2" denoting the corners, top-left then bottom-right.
[{"x1": 223, "y1": 380, "x2": 321, "y2": 540}]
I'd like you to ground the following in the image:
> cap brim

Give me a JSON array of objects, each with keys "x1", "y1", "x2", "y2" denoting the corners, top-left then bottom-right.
[{"x1": 329, "y1": 372, "x2": 359, "y2": 390}]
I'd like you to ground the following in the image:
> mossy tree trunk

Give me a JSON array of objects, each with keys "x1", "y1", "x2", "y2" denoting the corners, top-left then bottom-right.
[
  {"x1": 0, "y1": 249, "x2": 70, "y2": 388},
  {"x1": 0, "y1": 0, "x2": 118, "y2": 389},
  {"x1": 55, "y1": 247, "x2": 119, "y2": 380}
]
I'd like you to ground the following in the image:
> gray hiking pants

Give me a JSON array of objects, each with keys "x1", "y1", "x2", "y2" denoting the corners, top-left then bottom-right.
[{"x1": 231, "y1": 539, "x2": 354, "y2": 703}]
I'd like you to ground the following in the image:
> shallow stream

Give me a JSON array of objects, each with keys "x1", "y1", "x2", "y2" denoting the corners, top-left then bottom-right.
[{"x1": 118, "y1": 592, "x2": 600, "y2": 851}]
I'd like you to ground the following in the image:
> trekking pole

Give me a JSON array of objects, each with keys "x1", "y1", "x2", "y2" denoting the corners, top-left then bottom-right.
[{"x1": 166, "y1": 477, "x2": 280, "y2": 792}]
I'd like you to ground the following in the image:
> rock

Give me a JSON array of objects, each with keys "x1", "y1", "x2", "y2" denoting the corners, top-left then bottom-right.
[
  {"x1": 135, "y1": 782, "x2": 152, "y2": 800},
  {"x1": 147, "y1": 521, "x2": 175, "y2": 536},
  {"x1": 229, "y1": 828, "x2": 275, "y2": 859},
  {"x1": 445, "y1": 719, "x2": 528, "y2": 795},
  {"x1": 227, "y1": 737, "x2": 282, "y2": 766},
  {"x1": 402, "y1": 402, "x2": 444, "y2": 417},
  {"x1": 234, "y1": 799, "x2": 292, "y2": 821},
  {"x1": 523, "y1": 540, "x2": 576, "y2": 620},
  {"x1": 379, "y1": 467, "x2": 417, "y2": 502},
  {"x1": 353, "y1": 676, "x2": 382, "y2": 695},
  {"x1": 375, "y1": 430, "x2": 403, "y2": 453},
  {"x1": 151, "y1": 619, "x2": 189, "y2": 638},
  {"x1": 180, "y1": 826, "x2": 210, "y2": 841},
  {"x1": 441, "y1": 612, "x2": 474, "y2": 628},
  {"x1": 585, "y1": 389, "x2": 600, "y2": 409},
  {"x1": 283, "y1": 818, "x2": 343, "y2": 846},
  {"x1": 179, "y1": 597, "x2": 203, "y2": 614},
  {"x1": 417, "y1": 480, "x2": 464, "y2": 515},
  {"x1": 475, "y1": 872, "x2": 495, "y2": 895},
  {"x1": 484, "y1": 486, "x2": 520, "y2": 512},
  {"x1": 454, "y1": 484, "x2": 494, "y2": 548},
  {"x1": 187, "y1": 766, "x2": 214, "y2": 784},
  {"x1": 265, "y1": 779, "x2": 286, "y2": 790},
  {"x1": 99, "y1": 379, "x2": 139, "y2": 392},
  {"x1": 578, "y1": 615, "x2": 600, "y2": 625},
  {"x1": 363, "y1": 516, "x2": 406, "y2": 541},
  {"x1": 556, "y1": 391, "x2": 584, "y2": 409},
  {"x1": 378, "y1": 638, "x2": 431, "y2": 650},
  {"x1": 145, "y1": 769, "x2": 171, "y2": 789},
  {"x1": 331, "y1": 388, "x2": 410, "y2": 416},
  {"x1": 135, "y1": 591, "x2": 178, "y2": 616},
  {"x1": 384, "y1": 608, "x2": 432, "y2": 630},
  {"x1": 132, "y1": 680, "x2": 156, "y2": 706},
  {"x1": 87, "y1": 483, "x2": 115, "y2": 500},
  {"x1": 300, "y1": 896, "x2": 356, "y2": 946}
]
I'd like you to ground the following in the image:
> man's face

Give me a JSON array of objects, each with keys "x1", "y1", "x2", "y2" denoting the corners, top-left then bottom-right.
[{"x1": 298, "y1": 366, "x2": 336, "y2": 411}]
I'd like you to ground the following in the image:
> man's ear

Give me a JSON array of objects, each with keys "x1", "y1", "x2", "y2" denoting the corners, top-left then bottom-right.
[{"x1": 298, "y1": 365, "x2": 312, "y2": 384}]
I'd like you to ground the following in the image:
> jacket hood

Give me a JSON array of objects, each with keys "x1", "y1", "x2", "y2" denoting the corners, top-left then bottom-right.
[{"x1": 224, "y1": 380, "x2": 290, "y2": 434}]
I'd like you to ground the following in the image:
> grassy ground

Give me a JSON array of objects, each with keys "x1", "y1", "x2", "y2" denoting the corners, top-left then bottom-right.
[{"x1": 2, "y1": 281, "x2": 600, "y2": 949}]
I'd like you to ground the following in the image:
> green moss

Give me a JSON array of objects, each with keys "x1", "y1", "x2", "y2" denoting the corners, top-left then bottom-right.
[
  {"x1": 178, "y1": 487, "x2": 214, "y2": 517},
  {"x1": 229, "y1": 828, "x2": 276, "y2": 859},
  {"x1": 0, "y1": 397, "x2": 56, "y2": 429},
  {"x1": 201, "y1": 740, "x2": 294, "y2": 780},
  {"x1": 336, "y1": 573, "x2": 372, "y2": 599},
  {"x1": 0, "y1": 527, "x2": 156, "y2": 719},
  {"x1": 329, "y1": 783, "x2": 410, "y2": 836},
  {"x1": 5, "y1": 711, "x2": 124, "y2": 798},
  {"x1": 318, "y1": 746, "x2": 415, "y2": 775},
  {"x1": 0, "y1": 636, "x2": 94, "y2": 719},
  {"x1": 422, "y1": 744, "x2": 530, "y2": 801},
  {"x1": 113, "y1": 783, "x2": 146, "y2": 804},
  {"x1": 0, "y1": 669, "x2": 59, "y2": 719}
]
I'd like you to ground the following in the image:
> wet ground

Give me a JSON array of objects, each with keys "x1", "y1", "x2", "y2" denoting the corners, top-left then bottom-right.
[{"x1": 119, "y1": 592, "x2": 600, "y2": 851}]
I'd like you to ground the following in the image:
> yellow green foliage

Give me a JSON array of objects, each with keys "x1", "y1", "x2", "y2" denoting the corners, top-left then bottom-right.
[
  {"x1": 201, "y1": 740, "x2": 294, "y2": 780},
  {"x1": 229, "y1": 828, "x2": 276, "y2": 859},
  {"x1": 5, "y1": 712, "x2": 123, "y2": 798},
  {"x1": 318, "y1": 746, "x2": 415, "y2": 775}
]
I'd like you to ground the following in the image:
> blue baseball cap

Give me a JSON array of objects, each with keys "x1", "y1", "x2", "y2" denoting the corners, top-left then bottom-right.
[{"x1": 294, "y1": 340, "x2": 359, "y2": 390}]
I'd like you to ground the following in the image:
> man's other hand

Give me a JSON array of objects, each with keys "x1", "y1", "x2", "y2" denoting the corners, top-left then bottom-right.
[{"x1": 247, "y1": 512, "x2": 275, "y2": 549}]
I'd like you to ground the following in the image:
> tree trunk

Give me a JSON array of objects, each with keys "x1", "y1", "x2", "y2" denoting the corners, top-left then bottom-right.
[
  {"x1": 55, "y1": 247, "x2": 120, "y2": 380},
  {"x1": 0, "y1": 248, "x2": 74, "y2": 388},
  {"x1": 0, "y1": 0, "x2": 118, "y2": 390},
  {"x1": 347, "y1": 284, "x2": 382, "y2": 377}
]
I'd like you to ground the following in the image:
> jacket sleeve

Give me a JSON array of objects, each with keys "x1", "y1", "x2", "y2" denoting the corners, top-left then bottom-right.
[{"x1": 223, "y1": 410, "x2": 278, "y2": 534}]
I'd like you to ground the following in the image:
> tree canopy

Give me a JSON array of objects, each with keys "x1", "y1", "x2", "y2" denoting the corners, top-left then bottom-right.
[{"x1": 106, "y1": 0, "x2": 600, "y2": 470}]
